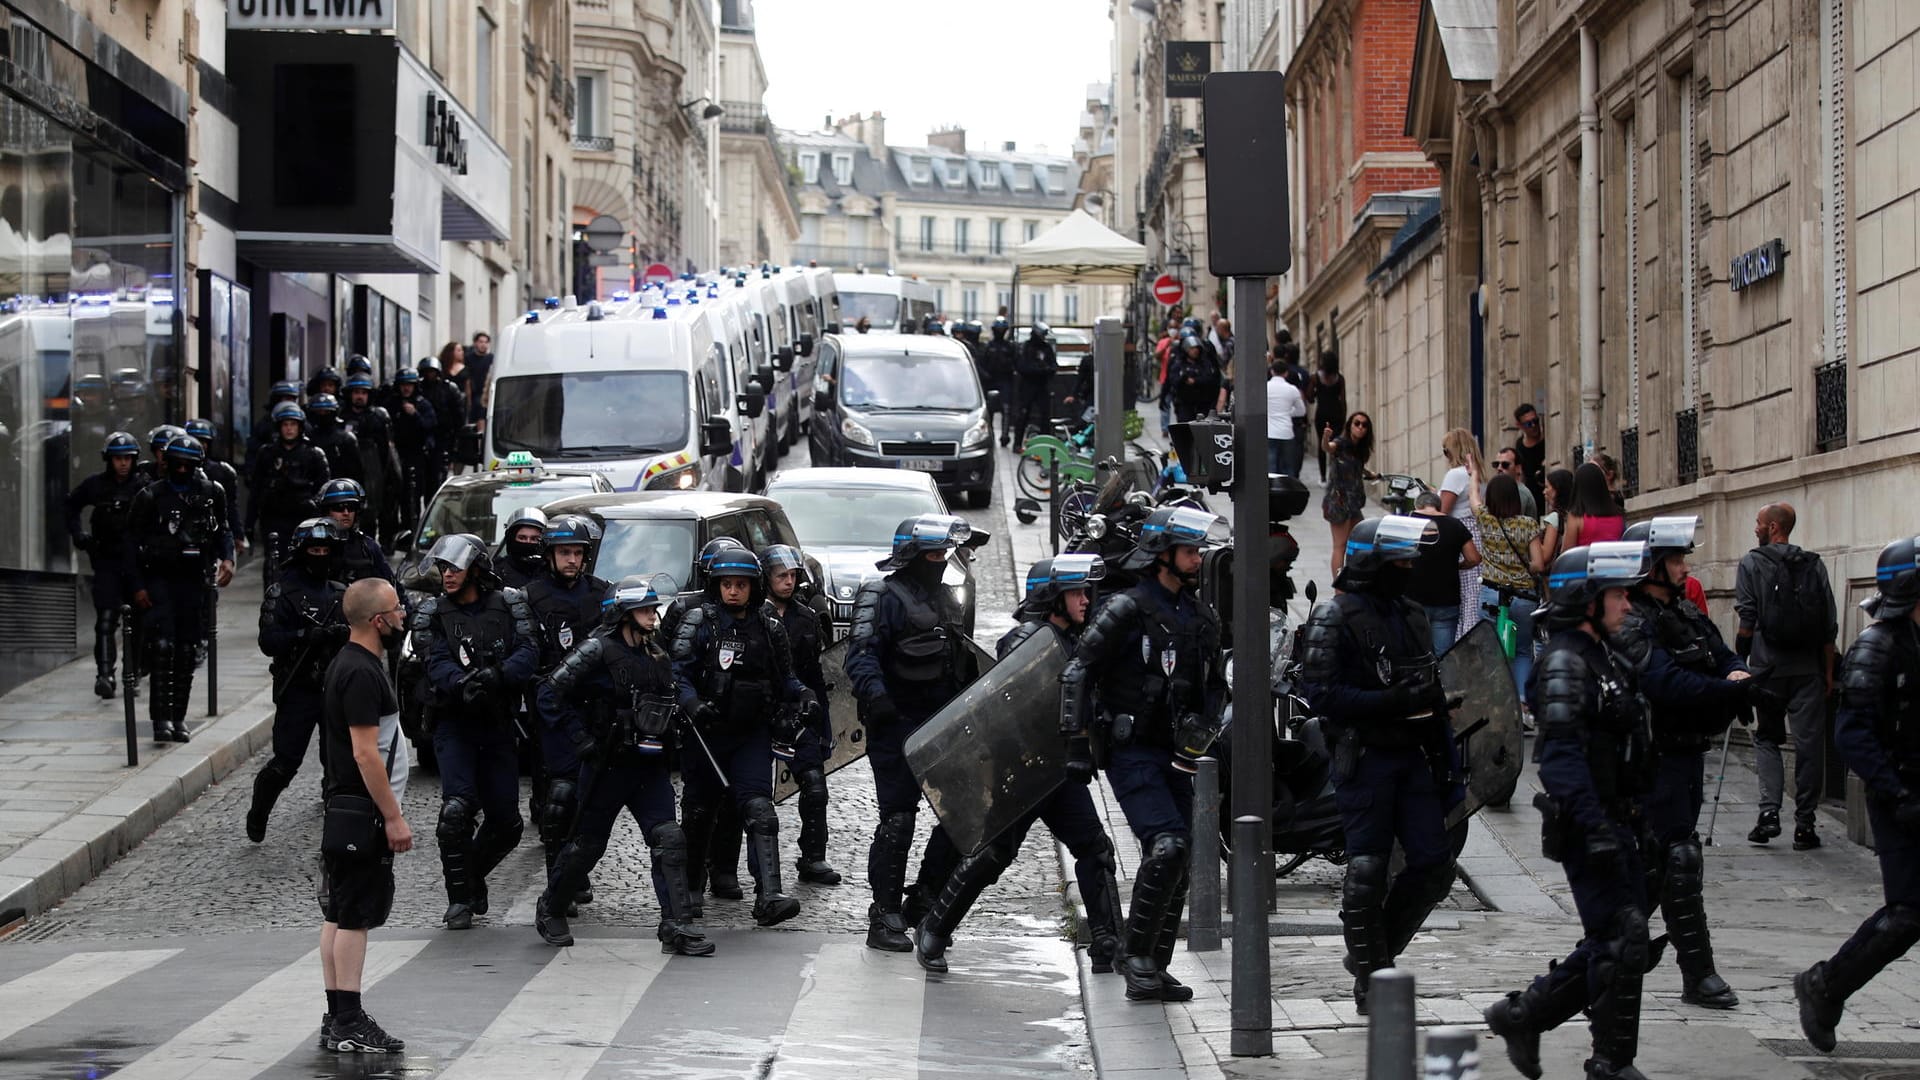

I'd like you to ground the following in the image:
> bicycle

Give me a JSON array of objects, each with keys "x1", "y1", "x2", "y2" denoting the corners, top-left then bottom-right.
[{"x1": 1015, "y1": 412, "x2": 1150, "y2": 501}]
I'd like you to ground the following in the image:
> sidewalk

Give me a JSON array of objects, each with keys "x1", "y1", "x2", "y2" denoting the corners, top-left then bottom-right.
[
  {"x1": 0, "y1": 560, "x2": 280, "y2": 922},
  {"x1": 989, "y1": 433, "x2": 1906, "y2": 1077}
]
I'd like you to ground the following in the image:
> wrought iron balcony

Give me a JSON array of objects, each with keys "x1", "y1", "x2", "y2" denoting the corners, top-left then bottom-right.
[
  {"x1": 1676, "y1": 407, "x2": 1699, "y2": 486},
  {"x1": 719, "y1": 102, "x2": 772, "y2": 135},
  {"x1": 901, "y1": 241, "x2": 1010, "y2": 265},
  {"x1": 791, "y1": 243, "x2": 892, "y2": 269},
  {"x1": 1618, "y1": 427, "x2": 1639, "y2": 497},
  {"x1": 573, "y1": 134, "x2": 614, "y2": 153},
  {"x1": 1815, "y1": 359, "x2": 1848, "y2": 452}
]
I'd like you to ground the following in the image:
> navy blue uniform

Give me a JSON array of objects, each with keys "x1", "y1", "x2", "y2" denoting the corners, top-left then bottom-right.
[
  {"x1": 770, "y1": 595, "x2": 839, "y2": 880},
  {"x1": 246, "y1": 437, "x2": 329, "y2": 572},
  {"x1": 378, "y1": 388, "x2": 437, "y2": 535},
  {"x1": 126, "y1": 475, "x2": 233, "y2": 740},
  {"x1": 525, "y1": 571, "x2": 612, "y2": 869},
  {"x1": 1298, "y1": 590, "x2": 1457, "y2": 1004},
  {"x1": 250, "y1": 563, "x2": 348, "y2": 833},
  {"x1": 1010, "y1": 336, "x2": 1057, "y2": 444},
  {"x1": 414, "y1": 586, "x2": 539, "y2": 916},
  {"x1": 335, "y1": 530, "x2": 399, "y2": 593},
  {"x1": 66, "y1": 467, "x2": 145, "y2": 685}
]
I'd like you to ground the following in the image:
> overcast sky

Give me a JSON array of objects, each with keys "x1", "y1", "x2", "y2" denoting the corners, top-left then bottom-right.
[{"x1": 754, "y1": 0, "x2": 1113, "y2": 157}]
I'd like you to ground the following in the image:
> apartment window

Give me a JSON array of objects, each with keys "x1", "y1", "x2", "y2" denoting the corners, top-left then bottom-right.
[
  {"x1": 1049, "y1": 166, "x2": 1069, "y2": 193},
  {"x1": 920, "y1": 216, "x2": 936, "y2": 252},
  {"x1": 799, "y1": 152, "x2": 819, "y2": 184},
  {"x1": 996, "y1": 289, "x2": 1010, "y2": 314},
  {"x1": 475, "y1": 10, "x2": 495, "y2": 131},
  {"x1": 911, "y1": 157, "x2": 932, "y2": 183},
  {"x1": 1063, "y1": 288, "x2": 1079, "y2": 323},
  {"x1": 1030, "y1": 295, "x2": 1047, "y2": 323},
  {"x1": 945, "y1": 159, "x2": 966, "y2": 185},
  {"x1": 935, "y1": 287, "x2": 946, "y2": 313},
  {"x1": 832, "y1": 153, "x2": 853, "y2": 185},
  {"x1": 1024, "y1": 220, "x2": 1039, "y2": 242},
  {"x1": 574, "y1": 71, "x2": 606, "y2": 139},
  {"x1": 979, "y1": 162, "x2": 999, "y2": 190},
  {"x1": 1014, "y1": 165, "x2": 1032, "y2": 191},
  {"x1": 428, "y1": 0, "x2": 449, "y2": 75},
  {"x1": 954, "y1": 219, "x2": 971, "y2": 253},
  {"x1": 962, "y1": 288, "x2": 980, "y2": 320},
  {"x1": 989, "y1": 219, "x2": 1005, "y2": 255}
]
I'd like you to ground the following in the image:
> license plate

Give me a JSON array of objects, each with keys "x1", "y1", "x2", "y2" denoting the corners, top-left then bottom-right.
[
  {"x1": 900, "y1": 459, "x2": 942, "y2": 472},
  {"x1": 830, "y1": 622, "x2": 851, "y2": 643}
]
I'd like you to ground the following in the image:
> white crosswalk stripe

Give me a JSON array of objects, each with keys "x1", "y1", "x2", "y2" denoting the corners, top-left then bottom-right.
[
  {"x1": 436, "y1": 940, "x2": 668, "y2": 1080},
  {"x1": 0, "y1": 948, "x2": 180, "y2": 1043},
  {"x1": 773, "y1": 942, "x2": 927, "y2": 1079},
  {"x1": 108, "y1": 939, "x2": 429, "y2": 1080}
]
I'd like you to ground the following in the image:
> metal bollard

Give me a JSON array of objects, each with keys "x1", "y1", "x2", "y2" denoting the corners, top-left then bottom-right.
[
  {"x1": 205, "y1": 576, "x2": 220, "y2": 717},
  {"x1": 1365, "y1": 968, "x2": 1417, "y2": 1080},
  {"x1": 1229, "y1": 814, "x2": 1272, "y2": 1056},
  {"x1": 1188, "y1": 757, "x2": 1222, "y2": 951},
  {"x1": 120, "y1": 604, "x2": 138, "y2": 768},
  {"x1": 1047, "y1": 454, "x2": 1061, "y2": 554},
  {"x1": 1422, "y1": 1027, "x2": 1480, "y2": 1080}
]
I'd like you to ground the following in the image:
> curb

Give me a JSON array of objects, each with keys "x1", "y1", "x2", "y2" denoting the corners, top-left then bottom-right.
[{"x1": 0, "y1": 683, "x2": 278, "y2": 921}]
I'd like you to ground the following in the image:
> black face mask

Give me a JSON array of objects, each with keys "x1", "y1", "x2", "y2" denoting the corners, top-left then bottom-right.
[
  {"x1": 167, "y1": 463, "x2": 195, "y2": 484},
  {"x1": 903, "y1": 556, "x2": 946, "y2": 589}
]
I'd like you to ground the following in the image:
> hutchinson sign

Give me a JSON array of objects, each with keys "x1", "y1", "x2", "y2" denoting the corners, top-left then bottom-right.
[{"x1": 230, "y1": 0, "x2": 395, "y2": 31}]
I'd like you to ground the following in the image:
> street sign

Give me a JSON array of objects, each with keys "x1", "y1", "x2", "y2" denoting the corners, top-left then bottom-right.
[
  {"x1": 1153, "y1": 275, "x2": 1186, "y2": 307},
  {"x1": 642, "y1": 262, "x2": 676, "y2": 286},
  {"x1": 583, "y1": 214, "x2": 625, "y2": 253},
  {"x1": 1203, "y1": 72, "x2": 1291, "y2": 277},
  {"x1": 586, "y1": 252, "x2": 625, "y2": 268}
]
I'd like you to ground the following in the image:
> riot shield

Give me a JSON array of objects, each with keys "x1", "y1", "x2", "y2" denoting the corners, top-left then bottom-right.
[
  {"x1": 904, "y1": 628, "x2": 1069, "y2": 855},
  {"x1": 1441, "y1": 620, "x2": 1525, "y2": 828},
  {"x1": 773, "y1": 634, "x2": 1000, "y2": 802}
]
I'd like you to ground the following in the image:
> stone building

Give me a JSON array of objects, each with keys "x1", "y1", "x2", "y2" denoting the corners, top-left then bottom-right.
[{"x1": 714, "y1": 0, "x2": 798, "y2": 268}]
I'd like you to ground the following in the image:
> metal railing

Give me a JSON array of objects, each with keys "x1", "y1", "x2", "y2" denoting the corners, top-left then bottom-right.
[
  {"x1": 903, "y1": 241, "x2": 1010, "y2": 265},
  {"x1": 790, "y1": 243, "x2": 891, "y2": 268},
  {"x1": 572, "y1": 134, "x2": 613, "y2": 152},
  {"x1": 1619, "y1": 426, "x2": 1640, "y2": 497},
  {"x1": 719, "y1": 101, "x2": 772, "y2": 135},
  {"x1": 1815, "y1": 359, "x2": 1848, "y2": 452},
  {"x1": 1676, "y1": 407, "x2": 1699, "y2": 486}
]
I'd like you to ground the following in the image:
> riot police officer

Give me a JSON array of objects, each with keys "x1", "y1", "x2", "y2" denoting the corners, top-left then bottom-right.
[
  {"x1": 126, "y1": 436, "x2": 235, "y2": 743},
  {"x1": 846, "y1": 514, "x2": 988, "y2": 951},
  {"x1": 417, "y1": 357, "x2": 464, "y2": 493},
  {"x1": 247, "y1": 402, "x2": 330, "y2": 574},
  {"x1": 341, "y1": 375, "x2": 401, "y2": 550},
  {"x1": 495, "y1": 507, "x2": 549, "y2": 590},
  {"x1": 1060, "y1": 507, "x2": 1226, "y2": 1001},
  {"x1": 916, "y1": 554, "x2": 1125, "y2": 975},
  {"x1": 1011, "y1": 322, "x2": 1057, "y2": 449},
  {"x1": 525, "y1": 515, "x2": 612, "y2": 888},
  {"x1": 66, "y1": 431, "x2": 145, "y2": 698},
  {"x1": 317, "y1": 479, "x2": 398, "y2": 592},
  {"x1": 412, "y1": 534, "x2": 539, "y2": 929},
  {"x1": 184, "y1": 419, "x2": 248, "y2": 559},
  {"x1": 1298, "y1": 514, "x2": 1458, "y2": 1012},
  {"x1": 249, "y1": 381, "x2": 302, "y2": 455},
  {"x1": 536, "y1": 574, "x2": 713, "y2": 955},
  {"x1": 981, "y1": 319, "x2": 1018, "y2": 446},
  {"x1": 670, "y1": 536, "x2": 751, "y2": 902},
  {"x1": 139, "y1": 424, "x2": 186, "y2": 483},
  {"x1": 1795, "y1": 534, "x2": 1920, "y2": 1053},
  {"x1": 306, "y1": 365, "x2": 344, "y2": 401},
  {"x1": 672, "y1": 549, "x2": 816, "y2": 928},
  {"x1": 382, "y1": 370, "x2": 438, "y2": 534},
  {"x1": 247, "y1": 517, "x2": 349, "y2": 843},
  {"x1": 762, "y1": 544, "x2": 840, "y2": 886},
  {"x1": 1618, "y1": 516, "x2": 1777, "y2": 1010},
  {"x1": 1484, "y1": 543, "x2": 1658, "y2": 1080},
  {"x1": 303, "y1": 394, "x2": 363, "y2": 484}
]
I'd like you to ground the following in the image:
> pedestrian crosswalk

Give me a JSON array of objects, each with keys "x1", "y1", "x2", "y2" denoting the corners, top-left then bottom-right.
[{"x1": 0, "y1": 929, "x2": 1088, "y2": 1079}]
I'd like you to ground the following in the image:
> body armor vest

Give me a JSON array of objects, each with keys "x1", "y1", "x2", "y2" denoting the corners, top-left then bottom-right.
[
  {"x1": 698, "y1": 604, "x2": 777, "y2": 726},
  {"x1": 527, "y1": 575, "x2": 609, "y2": 672},
  {"x1": 88, "y1": 473, "x2": 144, "y2": 552},
  {"x1": 1094, "y1": 585, "x2": 1217, "y2": 744},
  {"x1": 602, "y1": 636, "x2": 679, "y2": 751},
  {"x1": 260, "y1": 440, "x2": 327, "y2": 515},
  {"x1": 268, "y1": 572, "x2": 346, "y2": 688},
  {"x1": 143, "y1": 479, "x2": 225, "y2": 568},
  {"x1": 1856, "y1": 623, "x2": 1920, "y2": 764},
  {"x1": 1640, "y1": 594, "x2": 1733, "y2": 754},
  {"x1": 880, "y1": 576, "x2": 965, "y2": 694},
  {"x1": 436, "y1": 592, "x2": 516, "y2": 675},
  {"x1": 1580, "y1": 638, "x2": 1657, "y2": 804},
  {"x1": 1325, "y1": 593, "x2": 1436, "y2": 751}
]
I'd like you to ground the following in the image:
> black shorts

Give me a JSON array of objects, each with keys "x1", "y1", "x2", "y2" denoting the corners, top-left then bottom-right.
[{"x1": 318, "y1": 852, "x2": 395, "y2": 931}]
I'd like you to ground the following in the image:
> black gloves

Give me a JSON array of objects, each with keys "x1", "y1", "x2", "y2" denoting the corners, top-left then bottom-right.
[
  {"x1": 692, "y1": 701, "x2": 722, "y2": 727},
  {"x1": 866, "y1": 696, "x2": 898, "y2": 726},
  {"x1": 1741, "y1": 678, "x2": 1786, "y2": 714},
  {"x1": 570, "y1": 725, "x2": 600, "y2": 764},
  {"x1": 1064, "y1": 737, "x2": 1096, "y2": 785},
  {"x1": 459, "y1": 666, "x2": 502, "y2": 705}
]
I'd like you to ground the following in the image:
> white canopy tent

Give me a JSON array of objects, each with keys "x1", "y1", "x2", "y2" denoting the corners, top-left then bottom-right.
[{"x1": 1009, "y1": 208, "x2": 1149, "y2": 296}]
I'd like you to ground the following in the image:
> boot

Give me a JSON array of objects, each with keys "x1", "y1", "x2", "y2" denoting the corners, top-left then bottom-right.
[
  {"x1": 1799, "y1": 906, "x2": 1920, "y2": 1052},
  {"x1": 540, "y1": 847, "x2": 577, "y2": 918},
  {"x1": 1083, "y1": 856, "x2": 1125, "y2": 975},
  {"x1": 1120, "y1": 847, "x2": 1181, "y2": 1002},
  {"x1": 1148, "y1": 867, "x2": 1194, "y2": 1001},
  {"x1": 913, "y1": 848, "x2": 1004, "y2": 974},
  {"x1": 535, "y1": 893, "x2": 573, "y2": 946},
  {"x1": 1585, "y1": 959, "x2": 1646, "y2": 1080},
  {"x1": 795, "y1": 770, "x2": 841, "y2": 884},
  {"x1": 682, "y1": 804, "x2": 716, "y2": 918},
  {"x1": 1794, "y1": 964, "x2": 1844, "y2": 1054},
  {"x1": 867, "y1": 903, "x2": 912, "y2": 952},
  {"x1": 1484, "y1": 970, "x2": 1588, "y2": 1080},
  {"x1": 1340, "y1": 906, "x2": 1388, "y2": 1015},
  {"x1": 749, "y1": 828, "x2": 801, "y2": 926},
  {"x1": 247, "y1": 762, "x2": 296, "y2": 843},
  {"x1": 710, "y1": 803, "x2": 746, "y2": 900},
  {"x1": 148, "y1": 648, "x2": 173, "y2": 744},
  {"x1": 439, "y1": 812, "x2": 476, "y2": 930},
  {"x1": 93, "y1": 613, "x2": 118, "y2": 699},
  {"x1": 167, "y1": 658, "x2": 194, "y2": 742},
  {"x1": 1747, "y1": 810, "x2": 1781, "y2": 844},
  {"x1": 653, "y1": 826, "x2": 716, "y2": 956},
  {"x1": 1665, "y1": 883, "x2": 1738, "y2": 1009}
]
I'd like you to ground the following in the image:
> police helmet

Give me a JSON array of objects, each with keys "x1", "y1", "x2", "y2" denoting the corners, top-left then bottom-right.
[
  {"x1": 1122, "y1": 506, "x2": 1227, "y2": 570},
  {"x1": 307, "y1": 367, "x2": 342, "y2": 392},
  {"x1": 318, "y1": 478, "x2": 366, "y2": 512},
  {"x1": 270, "y1": 402, "x2": 306, "y2": 427},
  {"x1": 706, "y1": 548, "x2": 765, "y2": 605},
  {"x1": 345, "y1": 354, "x2": 374, "y2": 376},
  {"x1": 1180, "y1": 334, "x2": 1203, "y2": 352},
  {"x1": 162, "y1": 434, "x2": 206, "y2": 470},
  {"x1": 73, "y1": 372, "x2": 109, "y2": 404},
  {"x1": 428, "y1": 533, "x2": 497, "y2": 587},
  {"x1": 542, "y1": 514, "x2": 600, "y2": 554},
  {"x1": 111, "y1": 370, "x2": 150, "y2": 398},
  {"x1": 306, "y1": 393, "x2": 340, "y2": 418},
  {"x1": 148, "y1": 424, "x2": 186, "y2": 452},
  {"x1": 610, "y1": 573, "x2": 673, "y2": 615},
  {"x1": 696, "y1": 537, "x2": 748, "y2": 580},
  {"x1": 1031, "y1": 321, "x2": 1051, "y2": 338},
  {"x1": 184, "y1": 418, "x2": 217, "y2": 443},
  {"x1": 503, "y1": 507, "x2": 550, "y2": 561},
  {"x1": 759, "y1": 544, "x2": 809, "y2": 583},
  {"x1": 1863, "y1": 535, "x2": 1920, "y2": 621},
  {"x1": 1333, "y1": 514, "x2": 1435, "y2": 591},
  {"x1": 344, "y1": 375, "x2": 375, "y2": 394},
  {"x1": 269, "y1": 380, "x2": 301, "y2": 402},
  {"x1": 290, "y1": 516, "x2": 345, "y2": 552},
  {"x1": 1024, "y1": 553, "x2": 1106, "y2": 612},
  {"x1": 101, "y1": 430, "x2": 141, "y2": 461},
  {"x1": 1541, "y1": 542, "x2": 1651, "y2": 630},
  {"x1": 878, "y1": 513, "x2": 987, "y2": 571},
  {"x1": 394, "y1": 369, "x2": 421, "y2": 385},
  {"x1": 1621, "y1": 515, "x2": 1699, "y2": 588},
  {"x1": 417, "y1": 356, "x2": 443, "y2": 375}
]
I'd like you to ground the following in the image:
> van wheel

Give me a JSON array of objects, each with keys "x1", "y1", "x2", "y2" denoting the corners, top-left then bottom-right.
[{"x1": 966, "y1": 486, "x2": 992, "y2": 509}]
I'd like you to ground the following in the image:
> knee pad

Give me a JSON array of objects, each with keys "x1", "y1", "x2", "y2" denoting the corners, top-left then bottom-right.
[
  {"x1": 743, "y1": 796, "x2": 779, "y2": 836},
  {"x1": 540, "y1": 779, "x2": 579, "y2": 846},
  {"x1": 876, "y1": 809, "x2": 917, "y2": 848},
  {"x1": 1343, "y1": 853, "x2": 1390, "y2": 911},
  {"x1": 649, "y1": 821, "x2": 689, "y2": 862},
  {"x1": 437, "y1": 796, "x2": 477, "y2": 842},
  {"x1": 95, "y1": 609, "x2": 118, "y2": 638},
  {"x1": 796, "y1": 769, "x2": 829, "y2": 808},
  {"x1": 1144, "y1": 832, "x2": 1190, "y2": 868},
  {"x1": 1665, "y1": 836, "x2": 1703, "y2": 891},
  {"x1": 1602, "y1": 906, "x2": 1652, "y2": 978}
]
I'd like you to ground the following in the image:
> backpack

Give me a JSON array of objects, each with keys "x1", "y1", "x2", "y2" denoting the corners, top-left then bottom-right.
[{"x1": 1758, "y1": 548, "x2": 1828, "y2": 651}]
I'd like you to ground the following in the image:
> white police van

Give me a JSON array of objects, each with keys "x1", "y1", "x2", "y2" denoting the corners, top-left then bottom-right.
[
  {"x1": 482, "y1": 292, "x2": 769, "y2": 493},
  {"x1": 832, "y1": 271, "x2": 934, "y2": 333}
]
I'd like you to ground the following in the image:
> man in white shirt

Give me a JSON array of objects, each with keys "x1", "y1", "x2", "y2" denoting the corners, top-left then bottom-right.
[{"x1": 1267, "y1": 357, "x2": 1308, "y2": 477}]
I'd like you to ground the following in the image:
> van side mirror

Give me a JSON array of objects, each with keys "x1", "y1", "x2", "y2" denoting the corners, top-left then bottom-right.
[
  {"x1": 738, "y1": 388, "x2": 767, "y2": 419},
  {"x1": 798, "y1": 333, "x2": 814, "y2": 357},
  {"x1": 756, "y1": 364, "x2": 776, "y2": 389},
  {"x1": 701, "y1": 417, "x2": 732, "y2": 457},
  {"x1": 775, "y1": 346, "x2": 795, "y2": 373}
]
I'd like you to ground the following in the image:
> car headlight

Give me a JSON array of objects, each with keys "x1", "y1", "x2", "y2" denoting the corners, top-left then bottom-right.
[
  {"x1": 841, "y1": 416, "x2": 876, "y2": 448},
  {"x1": 646, "y1": 463, "x2": 703, "y2": 490},
  {"x1": 1086, "y1": 514, "x2": 1108, "y2": 539},
  {"x1": 961, "y1": 419, "x2": 991, "y2": 449}
]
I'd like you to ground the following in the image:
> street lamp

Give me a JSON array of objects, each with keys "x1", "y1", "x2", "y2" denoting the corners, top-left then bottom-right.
[
  {"x1": 679, "y1": 95, "x2": 725, "y2": 121},
  {"x1": 1083, "y1": 189, "x2": 1117, "y2": 227}
]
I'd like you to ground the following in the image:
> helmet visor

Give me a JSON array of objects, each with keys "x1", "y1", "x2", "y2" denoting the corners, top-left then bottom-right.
[
  {"x1": 428, "y1": 534, "x2": 483, "y2": 571},
  {"x1": 1580, "y1": 542, "x2": 1651, "y2": 590},
  {"x1": 1371, "y1": 514, "x2": 1435, "y2": 560},
  {"x1": 1048, "y1": 553, "x2": 1107, "y2": 588},
  {"x1": 900, "y1": 514, "x2": 971, "y2": 550},
  {"x1": 1642, "y1": 515, "x2": 1700, "y2": 554},
  {"x1": 1151, "y1": 506, "x2": 1230, "y2": 549}
]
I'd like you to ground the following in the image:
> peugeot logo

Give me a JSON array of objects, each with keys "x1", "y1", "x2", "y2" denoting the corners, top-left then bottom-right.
[{"x1": 913, "y1": 431, "x2": 924, "y2": 440}]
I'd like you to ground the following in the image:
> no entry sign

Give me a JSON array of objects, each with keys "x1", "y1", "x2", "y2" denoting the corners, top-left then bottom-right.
[
  {"x1": 1153, "y1": 275, "x2": 1185, "y2": 307},
  {"x1": 642, "y1": 262, "x2": 676, "y2": 286}
]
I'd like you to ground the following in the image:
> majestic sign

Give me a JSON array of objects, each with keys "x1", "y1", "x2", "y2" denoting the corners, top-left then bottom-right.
[
  {"x1": 1729, "y1": 238, "x2": 1786, "y2": 293},
  {"x1": 424, "y1": 93, "x2": 468, "y2": 176},
  {"x1": 230, "y1": 0, "x2": 394, "y2": 31},
  {"x1": 1166, "y1": 42, "x2": 1212, "y2": 99}
]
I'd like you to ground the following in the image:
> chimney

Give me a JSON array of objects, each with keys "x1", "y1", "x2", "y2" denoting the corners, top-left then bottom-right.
[
  {"x1": 928, "y1": 126, "x2": 966, "y2": 155},
  {"x1": 1003, "y1": 140, "x2": 1016, "y2": 152},
  {"x1": 864, "y1": 111, "x2": 887, "y2": 158}
]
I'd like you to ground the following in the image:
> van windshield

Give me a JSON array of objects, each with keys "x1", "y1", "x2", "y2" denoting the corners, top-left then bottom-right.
[
  {"x1": 838, "y1": 292, "x2": 900, "y2": 330},
  {"x1": 840, "y1": 353, "x2": 980, "y2": 410},
  {"x1": 594, "y1": 518, "x2": 698, "y2": 585},
  {"x1": 493, "y1": 371, "x2": 689, "y2": 460}
]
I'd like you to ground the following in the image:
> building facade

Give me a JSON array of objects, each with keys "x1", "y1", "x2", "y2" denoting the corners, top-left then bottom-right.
[{"x1": 714, "y1": 0, "x2": 798, "y2": 268}]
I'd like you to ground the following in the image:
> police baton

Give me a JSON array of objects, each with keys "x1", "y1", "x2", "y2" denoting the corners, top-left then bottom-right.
[
  {"x1": 205, "y1": 565, "x2": 219, "y2": 717},
  {"x1": 682, "y1": 716, "x2": 730, "y2": 789},
  {"x1": 120, "y1": 604, "x2": 139, "y2": 767}
]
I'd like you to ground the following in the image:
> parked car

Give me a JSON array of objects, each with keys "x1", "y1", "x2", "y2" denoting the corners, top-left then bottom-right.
[
  {"x1": 766, "y1": 467, "x2": 979, "y2": 641},
  {"x1": 806, "y1": 332, "x2": 997, "y2": 508}
]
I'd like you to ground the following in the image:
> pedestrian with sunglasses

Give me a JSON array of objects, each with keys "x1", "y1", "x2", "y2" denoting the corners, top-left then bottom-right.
[
  {"x1": 1322, "y1": 412, "x2": 1377, "y2": 577},
  {"x1": 1490, "y1": 448, "x2": 1539, "y2": 518},
  {"x1": 1512, "y1": 404, "x2": 1548, "y2": 512}
]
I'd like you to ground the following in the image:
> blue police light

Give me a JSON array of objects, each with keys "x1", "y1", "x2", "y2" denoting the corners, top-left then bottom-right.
[
  {"x1": 653, "y1": 306, "x2": 668, "y2": 319},
  {"x1": 524, "y1": 310, "x2": 540, "y2": 324}
]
